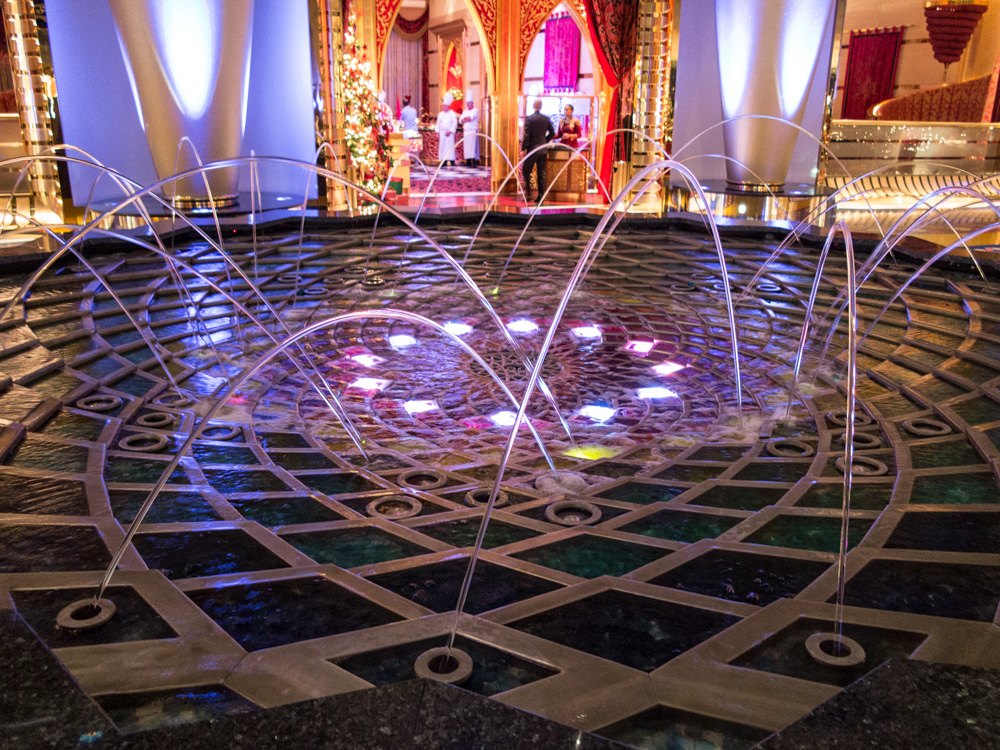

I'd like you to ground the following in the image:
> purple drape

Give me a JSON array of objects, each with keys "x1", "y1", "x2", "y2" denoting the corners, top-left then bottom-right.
[
  {"x1": 543, "y1": 13, "x2": 580, "y2": 93},
  {"x1": 842, "y1": 27, "x2": 904, "y2": 119}
]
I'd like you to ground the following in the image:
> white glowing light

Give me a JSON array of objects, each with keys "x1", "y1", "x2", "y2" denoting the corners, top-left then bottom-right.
[
  {"x1": 578, "y1": 405, "x2": 616, "y2": 423},
  {"x1": 389, "y1": 334, "x2": 417, "y2": 348},
  {"x1": 572, "y1": 326, "x2": 602, "y2": 339},
  {"x1": 779, "y1": 1, "x2": 834, "y2": 117},
  {"x1": 715, "y1": 0, "x2": 757, "y2": 118},
  {"x1": 349, "y1": 378, "x2": 388, "y2": 392},
  {"x1": 444, "y1": 322, "x2": 473, "y2": 336},
  {"x1": 404, "y1": 400, "x2": 437, "y2": 415},
  {"x1": 624, "y1": 341, "x2": 655, "y2": 354},
  {"x1": 507, "y1": 319, "x2": 538, "y2": 333},
  {"x1": 490, "y1": 410, "x2": 518, "y2": 427},
  {"x1": 738, "y1": 204, "x2": 747, "y2": 215},
  {"x1": 154, "y1": 0, "x2": 218, "y2": 120},
  {"x1": 653, "y1": 361, "x2": 685, "y2": 376},
  {"x1": 350, "y1": 353, "x2": 384, "y2": 367},
  {"x1": 638, "y1": 386, "x2": 678, "y2": 400}
]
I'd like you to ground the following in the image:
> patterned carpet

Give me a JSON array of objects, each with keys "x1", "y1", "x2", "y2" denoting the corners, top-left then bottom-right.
[{"x1": 410, "y1": 164, "x2": 493, "y2": 194}]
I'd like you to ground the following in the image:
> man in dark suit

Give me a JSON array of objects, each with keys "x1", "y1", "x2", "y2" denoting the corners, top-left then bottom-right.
[{"x1": 521, "y1": 98, "x2": 555, "y2": 204}]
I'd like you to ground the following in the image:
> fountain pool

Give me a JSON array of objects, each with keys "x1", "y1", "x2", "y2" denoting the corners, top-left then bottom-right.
[{"x1": 2, "y1": 215, "x2": 1000, "y2": 748}]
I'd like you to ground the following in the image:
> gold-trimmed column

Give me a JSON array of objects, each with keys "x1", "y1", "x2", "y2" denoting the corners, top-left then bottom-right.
[
  {"x1": 630, "y1": 0, "x2": 671, "y2": 181},
  {"x1": 312, "y1": 0, "x2": 349, "y2": 210},
  {"x1": 491, "y1": 0, "x2": 520, "y2": 193},
  {"x1": 3, "y1": 0, "x2": 62, "y2": 220}
]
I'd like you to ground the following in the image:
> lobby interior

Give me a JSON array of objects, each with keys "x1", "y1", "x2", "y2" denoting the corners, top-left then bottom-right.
[{"x1": 2, "y1": 0, "x2": 1000, "y2": 748}]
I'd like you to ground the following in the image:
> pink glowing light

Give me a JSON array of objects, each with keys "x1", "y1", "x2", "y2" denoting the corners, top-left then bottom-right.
[
  {"x1": 624, "y1": 341, "x2": 656, "y2": 354},
  {"x1": 348, "y1": 377, "x2": 389, "y2": 394}
]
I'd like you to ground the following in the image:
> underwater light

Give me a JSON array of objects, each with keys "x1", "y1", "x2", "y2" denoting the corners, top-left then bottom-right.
[
  {"x1": 563, "y1": 445, "x2": 622, "y2": 460},
  {"x1": 653, "y1": 361, "x2": 684, "y2": 376},
  {"x1": 637, "y1": 386, "x2": 678, "y2": 400},
  {"x1": 350, "y1": 353, "x2": 384, "y2": 367},
  {"x1": 349, "y1": 378, "x2": 389, "y2": 393},
  {"x1": 389, "y1": 334, "x2": 417, "y2": 348},
  {"x1": 577, "y1": 405, "x2": 616, "y2": 423},
  {"x1": 507, "y1": 319, "x2": 539, "y2": 333},
  {"x1": 404, "y1": 400, "x2": 437, "y2": 415},
  {"x1": 624, "y1": 341, "x2": 655, "y2": 354},
  {"x1": 490, "y1": 410, "x2": 518, "y2": 427},
  {"x1": 571, "y1": 326, "x2": 602, "y2": 339},
  {"x1": 444, "y1": 322, "x2": 473, "y2": 336}
]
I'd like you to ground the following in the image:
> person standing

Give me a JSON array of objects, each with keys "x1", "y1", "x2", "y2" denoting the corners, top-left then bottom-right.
[
  {"x1": 521, "y1": 98, "x2": 554, "y2": 204},
  {"x1": 557, "y1": 104, "x2": 582, "y2": 147},
  {"x1": 436, "y1": 93, "x2": 458, "y2": 167},
  {"x1": 459, "y1": 91, "x2": 480, "y2": 167},
  {"x1": 400, "y1": 95, "x2": 419, "y2": 136}
]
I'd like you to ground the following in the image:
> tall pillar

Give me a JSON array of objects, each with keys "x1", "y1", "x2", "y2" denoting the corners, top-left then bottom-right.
[
  {"x1": 630, "y1": 0, "x2": 672, "y2": 194},
  {"x1": 312, "y1": 0, "x2": 350, "y2": 210},
  {"x1": 109, "y1": 0, "x2": 255, "y2": 207},
  {"x1": 491, "y1": 0, "x2": 520, "y2": 193},
  {"x1": 3, "y1": 0, "x2": 62, "y2": 220},
  {"x1": 714, "y1": 0, "x2": 834, "y2": 190}
]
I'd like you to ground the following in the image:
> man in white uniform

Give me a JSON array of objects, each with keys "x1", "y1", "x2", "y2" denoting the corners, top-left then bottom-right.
[
  {"x1": 459, "y1": 90, "x2": 480, "y2": 167},
  {"x1": 436, "y1": 93, "x2": 458, "y2": 167}
]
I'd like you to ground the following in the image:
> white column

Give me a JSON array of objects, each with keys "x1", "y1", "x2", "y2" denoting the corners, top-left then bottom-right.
[
  {"x1": 715, "y1": 0, "x2": 834, "y2": 190},
  {"x1": 109, "y1": 0, "x2": 255, "y2": 207}
]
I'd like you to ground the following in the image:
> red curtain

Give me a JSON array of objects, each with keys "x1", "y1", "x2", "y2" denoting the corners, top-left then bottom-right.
[
  {"x1": 422, "y1": 31, "x2": 430, "y2": 118},
  {"x1": 841, "y1": 27, "x2": 904, "y2": 120},
  {"x1": 583, "y1": 0, "x2": 639, "y2": 195},
  {"x1": 543, "y1": 13, "x2": 580, "y2": 92}
]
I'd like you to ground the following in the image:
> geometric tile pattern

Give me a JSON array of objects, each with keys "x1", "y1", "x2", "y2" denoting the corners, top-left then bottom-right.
[{"x1": 3, "y1": 223, "x2": 1000, "y2": 745}]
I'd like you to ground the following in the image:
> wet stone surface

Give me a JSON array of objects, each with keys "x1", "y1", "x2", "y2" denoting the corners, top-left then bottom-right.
[
  {"x1": 3, "y1": 223, "x2": 1000, "y2": 743},
  {"x1": 186, "y1": 575, "x2": 403, "y2": 651},
  {"x1": 649, "y1": 550, "x2": 831, "y2": 606},
  {"x1": 509, "y1": 590, "x2": 742, "y2": 671},
  {"x1": 332, "y1": 635, "x2": 558, "y2": 696},
  {"x1": 367, "y1": 558, "x2": 563, "y2": 614}
]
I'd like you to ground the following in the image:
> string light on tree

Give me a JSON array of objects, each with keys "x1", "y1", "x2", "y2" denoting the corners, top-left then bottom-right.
[{"x1": 342, "y1": 9, "x2": 391, "y2": 194}]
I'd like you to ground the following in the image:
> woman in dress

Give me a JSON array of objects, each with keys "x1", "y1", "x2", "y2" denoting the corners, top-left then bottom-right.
[{"x1": 557, "y1": 104, "x2": 582, "y2": 147}]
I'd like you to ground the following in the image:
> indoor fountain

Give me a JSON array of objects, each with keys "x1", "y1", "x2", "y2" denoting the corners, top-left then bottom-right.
[
  {"x1": 2, "y1": 0, "x2": 999, "y2": 745},
  {"x1": 1, "y1": 143, "x2": 999, "y2": 749}
]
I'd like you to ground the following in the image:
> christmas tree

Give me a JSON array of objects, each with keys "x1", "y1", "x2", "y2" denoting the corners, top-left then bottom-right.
[{"x1": 342, "y1": 9, "x2": 390, "y2": 194}]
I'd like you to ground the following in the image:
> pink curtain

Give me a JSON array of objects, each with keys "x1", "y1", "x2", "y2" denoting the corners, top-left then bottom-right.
[
  {"x1": 841, "y1": 27, "x2": 904, "y2": 120},
  {"x1": 543, "y1": 13, "x2": 580, "y2": 93}
]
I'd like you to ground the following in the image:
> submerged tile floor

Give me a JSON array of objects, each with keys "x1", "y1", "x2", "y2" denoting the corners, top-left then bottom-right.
[{"x1": 2, "y1": 221, "x2": 1000, "y2": 748}]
